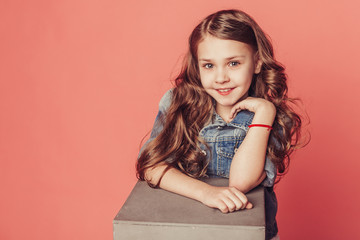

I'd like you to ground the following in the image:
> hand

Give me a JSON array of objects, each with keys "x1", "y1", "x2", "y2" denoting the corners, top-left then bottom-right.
[
  {"x1": 228, "y1": 97, "x2": 276, "y2": 123},
  {"x1": 200, "y1": 185, "x2": 253, "y2": 213}
]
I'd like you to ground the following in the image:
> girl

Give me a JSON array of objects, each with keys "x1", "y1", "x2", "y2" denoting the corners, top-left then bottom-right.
[{"x1": 137, "y1": 9, "x2": 302, "y2": 240}]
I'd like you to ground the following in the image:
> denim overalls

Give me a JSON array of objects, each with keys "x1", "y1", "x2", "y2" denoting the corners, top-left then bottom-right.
[{"x1": 145, "y1": 89, "x2": 278, "y2": 239}]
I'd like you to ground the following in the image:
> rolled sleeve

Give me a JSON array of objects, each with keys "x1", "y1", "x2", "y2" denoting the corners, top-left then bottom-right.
[
  {"x1": 261, "y1": 132, "x2": 283, "y2": 187},
  {"x1": 138, "y1": 89, "x2": 173, "y2": 156},
  {"x1": 262, "y1": 155, "x2": 277, "y2": 187}
]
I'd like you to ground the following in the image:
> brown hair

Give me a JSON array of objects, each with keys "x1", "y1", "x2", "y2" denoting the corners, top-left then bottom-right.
[{"x1": 137, "y1": 9, "x2": 304, "y2": 186}]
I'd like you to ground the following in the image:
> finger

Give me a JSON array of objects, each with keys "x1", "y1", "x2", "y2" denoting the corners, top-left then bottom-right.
[
  {"x1": 245, "y1": 202, "x2": 253, "y2": 209},
  {"x1": 229, "y1": 102, "x2": 242, "y2": 116},
  {"x1": 225, "y1": 190, "x2": 243, "y2": 211},
  {"x1": 221, "y1": 196, "x2": 237, "y2": 213},
  {"x1": 230, "y1": 106, "x2": 241, "y2": 118},
  {"x1": 229, "y1": 109, "x2": 241, "y2": 121},
  {"x1": 217, "y1": 200, "x2": 229, "y2": 214},
  {"x1": 230, "y1": 187, "x2": 249, "y2": 210}
]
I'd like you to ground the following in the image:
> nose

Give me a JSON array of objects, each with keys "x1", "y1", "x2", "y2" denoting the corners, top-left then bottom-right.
[{"x1": 215, "y1": 68, "x2": 230, "y2": 84}]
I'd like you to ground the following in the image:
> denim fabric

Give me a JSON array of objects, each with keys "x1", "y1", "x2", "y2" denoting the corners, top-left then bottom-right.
[
  {"x1": 199, "y1": 110, "x2": 277, "y2": 188},
  {"x1": 143, "y1": 89, "x2": 278, "y2": 239}
]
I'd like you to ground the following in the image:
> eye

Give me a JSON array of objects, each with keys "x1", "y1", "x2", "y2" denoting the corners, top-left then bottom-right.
[
  {"x1": 229, "y1": 61, "x2": 240, "y2": 67},
  {"x1": 203, "y1": 63, "x2": 213, "y2": 69}
]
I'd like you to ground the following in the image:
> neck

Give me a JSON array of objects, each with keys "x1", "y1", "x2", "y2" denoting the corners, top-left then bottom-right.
[{"x1": 215, "y1": 105, "x2": 232, "y2": 123}]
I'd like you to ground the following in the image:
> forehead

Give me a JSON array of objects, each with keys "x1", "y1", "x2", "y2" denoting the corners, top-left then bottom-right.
[{"x1": 197, "y1": 36, "x2": 254, "y2": 60}]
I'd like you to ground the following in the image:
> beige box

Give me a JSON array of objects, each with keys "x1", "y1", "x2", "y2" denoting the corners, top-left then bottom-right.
[{"x1": 113, "y1": 178, "x2": 265, "y2": 240}]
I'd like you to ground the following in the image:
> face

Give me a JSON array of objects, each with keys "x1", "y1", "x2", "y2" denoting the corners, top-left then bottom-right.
[{"x1": 197, "y1": 36, "x2": 261, "y2": 116}]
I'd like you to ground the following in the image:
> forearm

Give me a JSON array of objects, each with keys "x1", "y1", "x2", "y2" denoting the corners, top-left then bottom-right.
[
  {"x1": 145, "y1": 165, "x2": 253, "y2": 213},
  {"x1": 145, "y1": 165, "x2": 209, "y2": 202},
  {"x1": 229, "y1": 105, "x2": 275, "y2": 193}
]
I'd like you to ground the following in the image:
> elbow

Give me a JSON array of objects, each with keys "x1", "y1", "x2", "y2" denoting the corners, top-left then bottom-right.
[
  {"x1": 229, "y1": 171, "x2": 267, "y2": 193},
  {"x1": 229, "y1": 179, "x2": 254, "y2": 194},
  {"x1": 144, "y1": 164, "x2": 168, "y2": 187},
  {"x1": 144, "y1": 168, "x2": 160, "y2": 187},
  {"x1": 143, "y1": 170, "x2": 157, "y2": 187}
]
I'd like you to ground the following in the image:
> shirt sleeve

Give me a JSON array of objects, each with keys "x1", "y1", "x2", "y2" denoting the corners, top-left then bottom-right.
[
  {"x1": 138, "y1": 89, "x2": 173, "y2": 156},
  {"x1": 261, "y1": 134, "x2": 279, "y2": 187},
  {"x1": 262, "y1": 155, "x2": 277, "y2": 187}
]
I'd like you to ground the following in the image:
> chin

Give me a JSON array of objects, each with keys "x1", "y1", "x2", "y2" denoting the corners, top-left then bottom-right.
[{"x1": 218, "y1": 98, "x2": 238, "y2": 105}]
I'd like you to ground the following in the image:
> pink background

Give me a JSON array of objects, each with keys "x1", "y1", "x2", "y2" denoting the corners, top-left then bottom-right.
[{"x1": 1, "y1": 0, "x2": 359, "y2": 239}]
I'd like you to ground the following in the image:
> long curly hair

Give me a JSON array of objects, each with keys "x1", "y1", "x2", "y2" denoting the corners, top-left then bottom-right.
[{"x1": 137, "y1": 9, "x2": 304, "y2": 187}]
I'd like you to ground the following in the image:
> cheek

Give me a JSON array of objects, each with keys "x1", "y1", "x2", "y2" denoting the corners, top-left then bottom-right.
[
  {"x1": 199, "y1": 72, "x2": 210, "y2": 87},
  {"x1": 230, "y1": 68, "x2": 254, "y2": 82}
]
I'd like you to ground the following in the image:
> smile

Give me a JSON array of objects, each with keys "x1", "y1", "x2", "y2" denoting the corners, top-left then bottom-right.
[{"x1": 216, "y1": 88, "x2": 234, "y2": 96}]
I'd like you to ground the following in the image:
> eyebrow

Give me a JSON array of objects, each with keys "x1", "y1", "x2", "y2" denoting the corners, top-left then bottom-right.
[{"x1": 198, "y1": 55, "x2": 246, "y2": 61}]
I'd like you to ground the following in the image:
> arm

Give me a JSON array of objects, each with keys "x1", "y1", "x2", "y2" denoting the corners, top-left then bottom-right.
[
  {"x1": 228, "y1": 97, "x2": 276, "y2": 193},
  {"x1": 141, "y1": 90, "x2": 252, "y2": 213},
  {"x1": 145, "y1": 165, "x2": 253, "y2": 213}
]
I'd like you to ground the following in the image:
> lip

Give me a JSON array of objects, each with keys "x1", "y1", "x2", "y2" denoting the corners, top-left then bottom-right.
[{"x1": 216, "y1": 88, "x2": 235, "y2": 96}]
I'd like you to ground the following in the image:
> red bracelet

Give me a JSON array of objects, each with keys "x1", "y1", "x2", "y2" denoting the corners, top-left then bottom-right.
[{"x1": 248, "y1": 124, "x2": 273, "y2": 131}]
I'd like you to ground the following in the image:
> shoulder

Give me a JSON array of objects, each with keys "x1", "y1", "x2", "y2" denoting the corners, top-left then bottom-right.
[{"x1": 158, "y1": 89, "x2": 173, "y2": 112}]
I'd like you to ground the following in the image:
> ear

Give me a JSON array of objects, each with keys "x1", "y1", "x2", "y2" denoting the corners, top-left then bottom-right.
[{"x1": 254, "y1": 52, "x2": 262, "y2": 74}]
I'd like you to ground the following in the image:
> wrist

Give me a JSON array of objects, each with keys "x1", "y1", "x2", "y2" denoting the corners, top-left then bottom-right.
[
  {"x1": 198, "y1": 184, "x2": 213, "y2": 204},
  {"x1": 252, "y1": 102, "x2": 276, "y2": 125},
  {"x1": 256, "y1": 101, "x2": 276, "y2": 114}
]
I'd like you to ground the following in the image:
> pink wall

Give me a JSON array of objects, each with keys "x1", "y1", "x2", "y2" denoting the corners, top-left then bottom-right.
[{"x1": 1, "y1": 0, "x2": 359, "y2": 239}]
